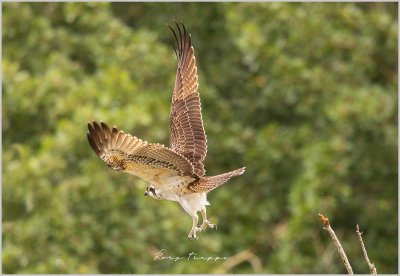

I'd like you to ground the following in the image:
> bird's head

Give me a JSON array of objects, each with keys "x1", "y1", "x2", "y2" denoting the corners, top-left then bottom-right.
[{"x1": 144, "y1": 185, "x2": 156, "y2": 197}]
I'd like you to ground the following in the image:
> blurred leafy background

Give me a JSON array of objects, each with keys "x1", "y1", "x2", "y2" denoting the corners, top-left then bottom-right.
[{"x1": 2, "y1": 2, "x2": 398, "y2": 274}]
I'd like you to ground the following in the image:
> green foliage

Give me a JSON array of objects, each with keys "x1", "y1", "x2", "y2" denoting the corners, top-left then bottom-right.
[{"x1": 3, "y1": 2, "x2": 397, "y2": 274}]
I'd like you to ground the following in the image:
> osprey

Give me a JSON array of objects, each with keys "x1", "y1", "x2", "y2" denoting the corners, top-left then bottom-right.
[{"x1": 87, "y1": 22, "x2": 245, "y2": 240}]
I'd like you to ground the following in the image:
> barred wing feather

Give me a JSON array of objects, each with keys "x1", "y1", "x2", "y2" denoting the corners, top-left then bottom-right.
[
  {"x1": 169, "y1": 22, "x2": 207, "y2": 177},
  {"x1": 87, "y1": 121, "x2": 195, "y2": 184}
]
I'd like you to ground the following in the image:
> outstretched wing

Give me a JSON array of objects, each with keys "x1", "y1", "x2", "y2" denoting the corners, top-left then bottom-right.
[
  {"x1": 168, "y1": 22, "x2": 207, "y2": 177},
  {"x1": 87, "y1": 121, "x2": 195, "y2": 184},
  {"x1": 188, "y1": 167, "x2": 246, "y2": 193}
]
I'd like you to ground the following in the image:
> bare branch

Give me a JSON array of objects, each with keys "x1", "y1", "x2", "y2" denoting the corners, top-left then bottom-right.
[
  {"x1": 319, "y1": 214, "x2": 353, "y2": 274},
  {"x1": 356, "y1": 225, "x2": 377, "y2": 274}
]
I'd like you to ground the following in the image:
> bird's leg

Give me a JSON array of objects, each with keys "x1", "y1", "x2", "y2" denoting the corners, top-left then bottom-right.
[
  {"x1": 188, "y1": 213, "x2": 202, "y2": 240},
  {"x1": 179, "y1": 197, "x2": 202, "y2": 240},
  {"x1": 200, "y1": 208, "x2": 217, "y2": 231}
]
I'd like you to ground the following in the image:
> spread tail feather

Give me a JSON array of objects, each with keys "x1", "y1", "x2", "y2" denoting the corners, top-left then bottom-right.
[{"x1": 189, "y1": 167, "x2": 245, "y2": 192}]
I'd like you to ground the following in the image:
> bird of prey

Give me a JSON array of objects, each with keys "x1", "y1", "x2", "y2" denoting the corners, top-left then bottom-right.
[{"x1": 87, "y1": 22, "x2": 245, "y2": 240}]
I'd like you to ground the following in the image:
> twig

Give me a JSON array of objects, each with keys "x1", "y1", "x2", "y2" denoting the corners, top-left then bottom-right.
[
  {"x1": 319, "y1": 214, "x2": 353, "y2": 274},
  {"x1": 356, "y1": 225, "x2": 377, "y2": 274}
]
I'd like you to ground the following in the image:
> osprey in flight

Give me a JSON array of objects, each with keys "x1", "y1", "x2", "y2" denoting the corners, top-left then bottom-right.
[{"x1": 87, "y1": 22, "x2": 245, "y2": 240}]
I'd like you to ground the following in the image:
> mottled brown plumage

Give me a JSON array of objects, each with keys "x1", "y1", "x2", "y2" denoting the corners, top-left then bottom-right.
[
  {"x1": 189, "y1": 167, "x2": 245, "y2": 192},
  {"x1": 87, "y1": 22, "x2": 245, "y2": 239},
  {"x1": 88, "y1": 121, "x2": 195, "y2": 178},
  {"x1": 169, "y1": 22, "x2": 207, "y2": 177}
]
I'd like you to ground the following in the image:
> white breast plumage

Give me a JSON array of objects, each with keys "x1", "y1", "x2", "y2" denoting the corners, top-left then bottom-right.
[{"x1": 150, "y1": 175, "x2": 194, "y2": 201}]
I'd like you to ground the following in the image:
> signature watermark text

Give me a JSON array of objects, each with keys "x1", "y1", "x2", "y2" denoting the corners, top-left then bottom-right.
[{"x1": 154, "y1": 249, "x2": 230, "y2": 262}]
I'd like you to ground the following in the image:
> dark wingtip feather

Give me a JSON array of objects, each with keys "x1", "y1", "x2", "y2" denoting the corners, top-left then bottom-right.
[
  {"x1": 112, "y1": 126, "x2": 118, "y2": 136},
  {"x1": 168, "y1": 24, "x2": 180, "y2": 55},
  {"x1": 93, "y1": 121, "x2": 101, "y2": 130},
  {"x1": 92, "y1": 121, "x2": 104, "y2": 144},
  {"x1": 168, "y1": 21, "x2": 192, "y2": 62},
  {"x1": 87, "y1": 132, "x2": 100, "y2": 155},
  {"x1": 88, "y1": 121, "x2": 95, "y2": 135},
  {"x1": 181, "y1": 21, "x2": 187, "y2": 53},
  {"x1": 174, "y1": 21, "x2": 183, "y2": 56},
  {"x1": 100, "y1": 121, "x2": 108, "y2": 130},
  {"x1": 100, "y1": 121, "x2": 112, "y2": 142}
]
